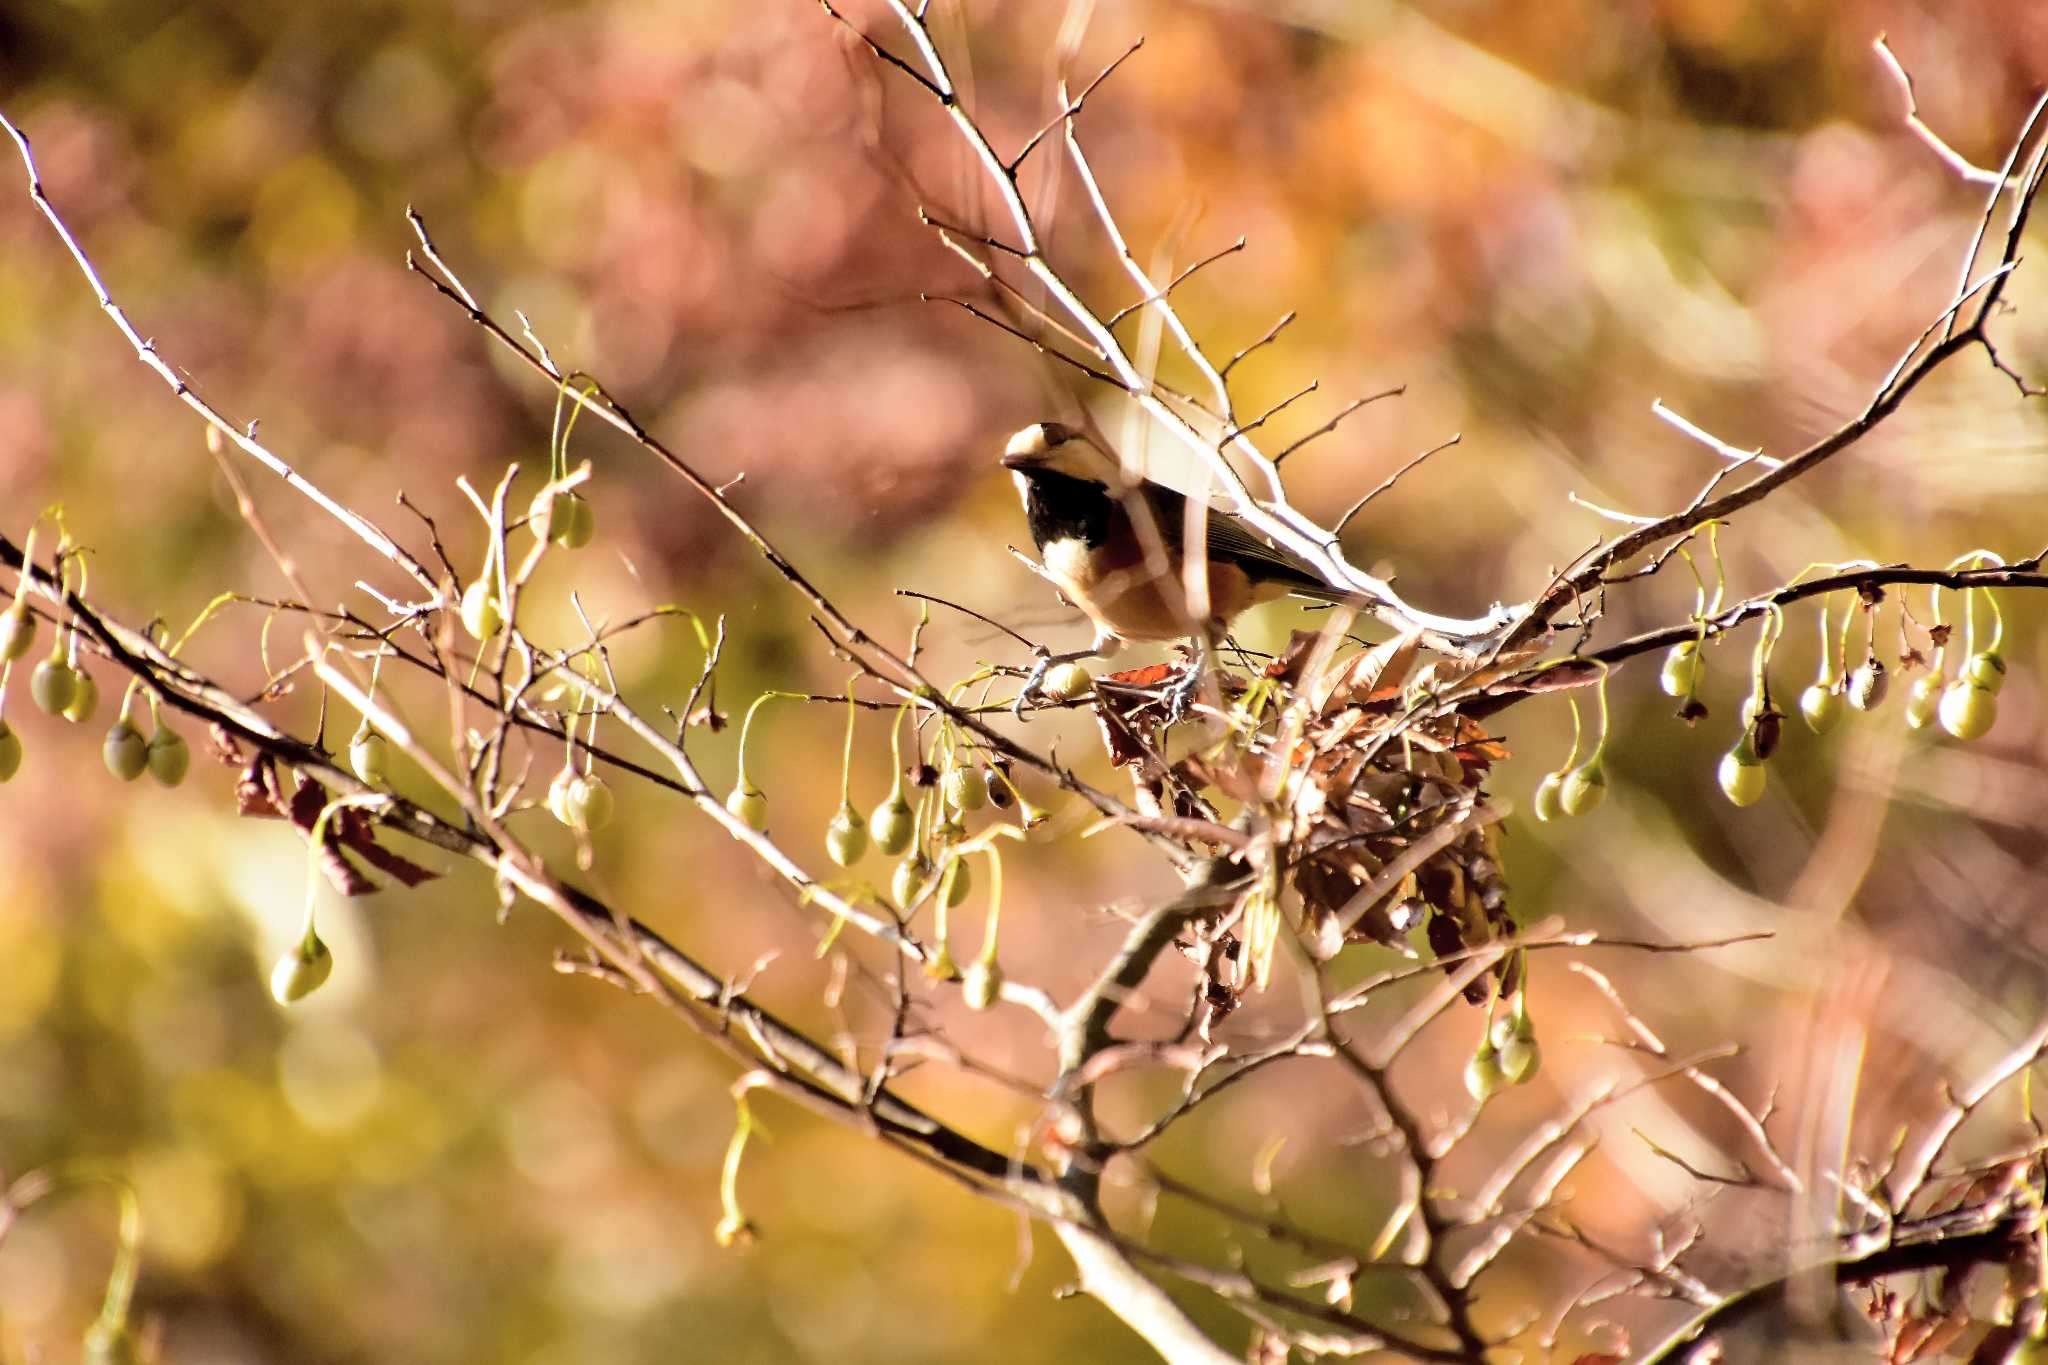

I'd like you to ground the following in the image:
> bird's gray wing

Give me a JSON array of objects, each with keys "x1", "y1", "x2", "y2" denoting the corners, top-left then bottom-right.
[{"x1": 1134, "y1": 484, "x2": 1347, "y2": 600}]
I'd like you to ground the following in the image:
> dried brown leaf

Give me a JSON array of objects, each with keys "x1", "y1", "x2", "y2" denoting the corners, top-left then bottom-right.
[{"x1": 1307, "y1": 629, "x2": 1421, "y2": 714}]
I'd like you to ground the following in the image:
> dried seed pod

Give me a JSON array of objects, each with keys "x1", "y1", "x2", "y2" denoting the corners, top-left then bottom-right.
[
  {"x1": 1847, "y1": 658, "x2": 1888, "y2": 711},
  {"x1": 1749, "y1": 708, "x2": 1782, "y2": 761}
]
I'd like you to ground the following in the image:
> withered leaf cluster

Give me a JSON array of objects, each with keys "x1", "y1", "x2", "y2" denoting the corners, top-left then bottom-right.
[
  {"x1": 225, "y1": 731, "x2": 438, "y2": 895},
  {"x1": 1093, "y1": 630, "x2": 1516, "y2": 999}
]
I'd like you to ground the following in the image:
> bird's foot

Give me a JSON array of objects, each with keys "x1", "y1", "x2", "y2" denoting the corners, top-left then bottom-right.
[
  {"x1": 1163, "y1": 661, "x2": 1206, "y2": 724},
  {"x1": 1012, "y1": 645, "x2": 1095, "y2": 720},
  {"x1": 1013, "y1": 651, "x2": 1055, "y2": 720}
]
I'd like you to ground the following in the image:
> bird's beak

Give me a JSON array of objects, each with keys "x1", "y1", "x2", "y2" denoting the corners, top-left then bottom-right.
[{"x1": 1000, "y1": 421, "x2": 1068, "y2": 470}]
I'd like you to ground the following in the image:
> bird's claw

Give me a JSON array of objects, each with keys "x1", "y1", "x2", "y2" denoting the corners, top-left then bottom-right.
[
  {"x1": 1013, "y1": 652, "x2": 1055, "y2": 720},
  {"x1": 1163, "y1": 662, "x2": 1205, "y2": 724}
]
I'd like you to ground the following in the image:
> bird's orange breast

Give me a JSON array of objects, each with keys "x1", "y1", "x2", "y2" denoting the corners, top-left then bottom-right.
[{"x1": 1041, "y1": 533, "x2": 1264, "y2": 643}]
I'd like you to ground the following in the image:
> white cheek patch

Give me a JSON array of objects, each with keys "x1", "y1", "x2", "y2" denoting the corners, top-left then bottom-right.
[{"x1": 1041, "y1": 537, "x2": 1097, "y2": 589}]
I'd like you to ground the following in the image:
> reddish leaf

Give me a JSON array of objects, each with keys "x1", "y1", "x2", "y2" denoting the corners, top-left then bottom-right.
[
  {"x1": 1262, "y1": 629, "x2": 1325, "y2": 685},
  {"x1": 1094, "y1": 697, "x2": 1154, "y2": 770},
  {"x1": 1104, "y1": 661, "x2": 1178, "y2": 688}
]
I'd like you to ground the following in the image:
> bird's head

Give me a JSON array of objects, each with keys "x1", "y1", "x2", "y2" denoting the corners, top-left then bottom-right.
[{"x1": 999, "y1": 422, "x2": 1121, "y2": 484}]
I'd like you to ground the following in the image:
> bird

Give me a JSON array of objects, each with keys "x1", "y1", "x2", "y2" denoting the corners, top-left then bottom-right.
[{"x1": 1001, "y1": 420, "x2": 1353, "y2": 715}]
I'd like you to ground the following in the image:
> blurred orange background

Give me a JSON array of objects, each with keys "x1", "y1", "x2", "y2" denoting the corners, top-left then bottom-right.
[{"x1": 2, "y1": 1, "x2": 2047, "y2": 1361}]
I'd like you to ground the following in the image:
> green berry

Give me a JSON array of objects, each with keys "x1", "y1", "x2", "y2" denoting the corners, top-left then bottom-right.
[
  {"x1": 1659, "y1": 640, "x2": 1702, "y2": 698},
  {"x1": 962, "y1": 957, "x2": 1003, "y2": 1011},
  {"x1": 938, "y1": 855, "x2": 971, "y2": 908},
  {"x1": 1490, "y1": 1012, "x2": 1517, "y2": 1052},
  {"x1": 0, "y1": 603, "x2": 34, "y2": 662},
  {"x1": 63, "y1": 670, "x2": 98, "y2": 723},
  {"x1": 1799, "y1": 682, "x2": 1842, "y2": 735},
  {"x1": 349, "y1": 726, "x2": 389, "y2": 786},
  {"x1": 1717, "y1": 743, "x2": 1766, "y2": 807},
  {"x1": 1558, "y1": 760, "x2": 1606, "y2": 816},
  {"x1": 869, "y1": 795, "x2": 915, "y2": 856},
  {"x1": 1043, "y1": 662, "x2": 1092, "y2": 701},
  {"x1": 1938, "y1": 680, "x2": 1996, "y2": 741},
  {"x1": 942, "y1": 765, "x2": 987, "y2": 813},
  {"x1": 726, "y1": 783, "x2": 767, "y2": 830},
  {"x1": 545, "y1": 493, "x2": 595, "y2": 550},
  {"x1": 0, "y1": 720, "x2": 20, "y2": 783},
  {"x1": 146, "y1": 726, "x2": 190, "y2": 787},
  {"x1": 1532, "y1": 770, "x2": 1564, "y2": 823},
  {"x1": 1904, "y1": 674, "x2": 1941, "y2": 730},
  {"x1": 826, "y1": 802, "x2": 868, "y2": 867},
  {"x1": 103, "y1": 719, "x2": 147, "y2": 781},
  {"x1": 547, "y1": 766, "x2": 577, "y2": 824},
  {"x1": 84, "y1": 1320, "x2": 143, "y2": 1365},
  {"x1": 1498, "y1": 1030, "x2": 1541, "y2": 1085},
  {"x1": 892, "y1": 852, "x2": 934, "y2": 908},
  {"x1": 460, "y1": 578, "x2": 502, "y2": 641},
  {"x1": 1963, "y1": 650, "x2": 2006, "y2": 695},
  {"x1": 1464, "y1": 1041, "x2": 1504, "y2": 1103},
  {"x1": 565, "y1": 774, "x2": 614, "y2": 832},
  {"x1": 28, "y1": 652, "x2": 76, "y2": 714},
  {"x1": 270, "y1": 934, "x2": 334, "y2": 1004}
]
